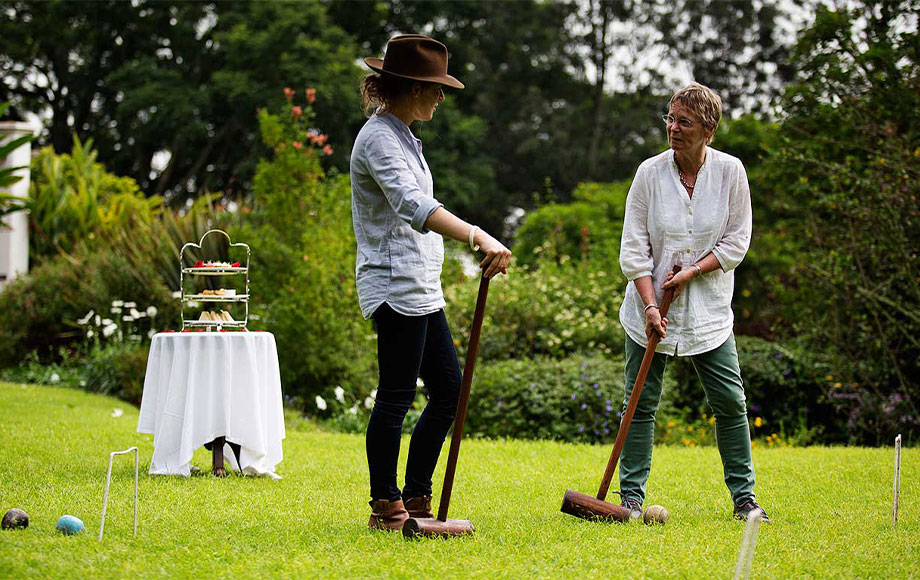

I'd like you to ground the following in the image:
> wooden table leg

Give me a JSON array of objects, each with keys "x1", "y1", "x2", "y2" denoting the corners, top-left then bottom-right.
[{"x1": 211, "y1": 436, "x2": 227, "y2": 477}]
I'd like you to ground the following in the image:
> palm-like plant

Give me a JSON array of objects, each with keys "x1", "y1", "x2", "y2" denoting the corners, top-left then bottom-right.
[{"x1": 0, "y1": 102, "x2": 34, "y2": 223}]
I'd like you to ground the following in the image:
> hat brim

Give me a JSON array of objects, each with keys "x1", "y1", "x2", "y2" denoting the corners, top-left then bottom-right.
[{"x1": 364, "y1": 57, "x2": 465, "y2": 89}]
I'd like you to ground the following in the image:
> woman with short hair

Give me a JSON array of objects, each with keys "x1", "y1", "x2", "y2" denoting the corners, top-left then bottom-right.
[
  {"x1": 617, "y1": 83, "x2": 768, "y2": 522},
  {"x1": 350, "y1": 35, "x2": 511, "y2": 530}
]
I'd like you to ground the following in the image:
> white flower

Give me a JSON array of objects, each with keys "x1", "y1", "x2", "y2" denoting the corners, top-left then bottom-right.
[
  {"x1": 348, "y1": 405, "x2": 358, "y2": 415},
  {"x1": 49, "y1": 373, "x2": 61, "y2": 383},
  {"x1": 102, "y1": 318, "x2": 113, "y2": 326},
  {"x1": 364, "y1": 397, "x2": 375, "y2": 409},
  {"x1": 129, "y1": 308, "x2": 143, "y2": 319},
  {"x1": 122, "y1": 315, "x2": 134, "y2": 322},
  {"x1": 111, "y1": 307, "x2": 122, "y2": 314},
  {"x1": 79, "y1": 380, "x2": 87, "y2": 387},
  {"x1": 95, "y1": 315, "x2": 101, "y2": 326},
  {"x1": 102, "y1": 324, "x2": 117, "y2": 337},
  {"x1": 111, "y1": 408, "x2": 123, "y2": 418},
  {"x1": 77, "y1": 310, "x2": 95, "y2": 325},
  {"x1": 334, "y1": 386, "x2": 345, "y2": 402},
  {"x1": 416, "y1": 377, "x2": 425, "y2": 387},
  {"x1": 123, "y1": 302, "x2": 136, "y2": 308},
  {"x1": 147, "y1": 329, "x2": 156, "y2": 339},
  {"x1": 370, "y1": 389, "x2": 377, "y2": 399},
  {"x1": 315, "y1": 395, "x2": 327, "y2": 411},
  {"x1": 86, "y1": 330, "x2": 94, "y2": 339},
  {"x1": 111, "y1": 300, "x2": 124, "y2": 307},
  {"x1": 172, "y1": 291, "x2": 182, "y2": 299},
  {"x1": 147, "y1": 306, "x2": 158, "y2": 317}
]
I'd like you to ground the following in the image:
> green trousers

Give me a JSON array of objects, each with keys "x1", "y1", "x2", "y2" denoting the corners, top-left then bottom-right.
[{"x1": 619, "y1": 333, "x2": 756, "y2": 507}]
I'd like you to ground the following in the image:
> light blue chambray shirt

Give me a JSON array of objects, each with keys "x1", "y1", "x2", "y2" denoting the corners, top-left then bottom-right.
[{"x1": 350, "y1": 113, "x2": 445, "y2": 320}]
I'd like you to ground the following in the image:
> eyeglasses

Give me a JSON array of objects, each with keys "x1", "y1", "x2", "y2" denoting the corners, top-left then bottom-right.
[{"x1": 661, "y1": 115, "x2": 695, "y2": 129}]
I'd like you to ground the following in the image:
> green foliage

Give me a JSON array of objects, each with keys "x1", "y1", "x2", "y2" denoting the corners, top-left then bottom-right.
[
  {"x1": 0, "y1": 101, "x2": 34, "y2": 197},
  {"x1": 82, "y1": 342, "x2": 150, "y2": 405},
  {"x1": 465, "y1": 355, "x2": 623, "y2": 443},
  {"x1": 0, "y1": 244, "x2": 179, "y2": 368},
  {"x1": 663, "y1": 336, "x2": 835, "y2": 447},
  {"x1": 234, "y1": 93, "x2": 376, "y2": 407},
  {"x1": 748, "y1": 0, "x2": 920, "y2": 444},
  {"x1": 27, "y1": 136, "x2": 153, "y2": 264},
  {"x1": 445, "y1": 262, "x2": 624, "y2": 363},
  {"x1": 512, "y1": 181, "x2": 628, "y2": 268}
]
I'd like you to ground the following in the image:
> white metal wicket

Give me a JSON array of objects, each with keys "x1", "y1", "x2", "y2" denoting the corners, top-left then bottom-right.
[
  {"x1": 99, "y1": 446, "x2": 138, "y2": 541},
  {"x1": 732, "y1": 508, "x2": 763, "y2": 580},
  {"x1": 892, "y1": 433, "x2": 901, "y2": 528}
]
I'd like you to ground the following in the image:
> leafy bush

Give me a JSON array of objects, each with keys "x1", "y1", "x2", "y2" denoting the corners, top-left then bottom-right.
[
  {"x1": 28, "y1": 136, "x2": 154, "y2": 264},
  {"x1": 445, "y1": 261, "x2": 625, "y2": 363},
  {"x1": 82, "y1": 342, "x2": 150, "y2": 405},
  {"x1": 661, "y1": 336, "x2": 835, "y2": 445},
  {"x1": 465, "y1": 354, "x2": 625, "y2": 443},
  {"x1": 232, "y1": 88, "x2": 376, "y2": 407},
  {"x1": 0, "y1": 247, "x2": 179, "y2": 367},
  {"x1": 512, "y1": 181, "x2": 628, "y2": 269}
]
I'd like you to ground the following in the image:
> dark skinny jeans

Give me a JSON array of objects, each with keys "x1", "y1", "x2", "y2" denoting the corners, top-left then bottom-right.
[{"x1": 367, "y1": 303, "x2": 462, "y2": 502}]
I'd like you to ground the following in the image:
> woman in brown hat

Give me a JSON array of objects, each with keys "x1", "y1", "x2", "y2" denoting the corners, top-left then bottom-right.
[{"x1": 350, "y1": 34, "x2": 512, "y2": 530}]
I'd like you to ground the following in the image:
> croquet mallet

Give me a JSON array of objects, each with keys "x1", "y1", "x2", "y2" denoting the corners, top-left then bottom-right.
[
  {"x1": 403, "y1": 274, "x2": 490, "y2": 539},
  {"x1": 561, "y1": 265, "x2": 681, "y2": 522}
]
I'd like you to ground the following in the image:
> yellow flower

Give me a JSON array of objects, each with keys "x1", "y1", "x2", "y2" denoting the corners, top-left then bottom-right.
[
  {"x1": 751, "y1": 441, "x2": 757, "y2": 448},
  {"x1": 708, "y1": 417, "x2": 715, "y2": 425},
  {"x1": 754, "y1": 417, "x2": 763, "y2": 428},
  {"x1": 682, "y1": 439, "x2": 691, "y2": 446},
  {"x1": 825, "y1": 375, "x2": 834, "y2": 381},
  {"x1": 834, "y1": 382, "x2": 842, "y2": 388},
  {"x1": 666, "y1": 421, "x2": 676, "y2": 428}
]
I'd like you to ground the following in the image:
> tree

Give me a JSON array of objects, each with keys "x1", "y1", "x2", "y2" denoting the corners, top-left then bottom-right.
[{"x1": 0, "y1": 0, "x2": 365, "y2": 202}]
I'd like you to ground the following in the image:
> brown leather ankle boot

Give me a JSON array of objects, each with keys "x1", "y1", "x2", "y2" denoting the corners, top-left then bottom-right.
[
  {"x1": 404, "y1": 495, "x2": 434, "y2": 519},
  {"x1": 368, "y1": 499, "x2": 409, "y2": 531}
]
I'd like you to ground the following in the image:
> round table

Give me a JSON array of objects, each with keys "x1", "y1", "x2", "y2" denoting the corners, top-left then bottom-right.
[{"x1": 137, "y1": 331, "x2": 285, "y2": 478}]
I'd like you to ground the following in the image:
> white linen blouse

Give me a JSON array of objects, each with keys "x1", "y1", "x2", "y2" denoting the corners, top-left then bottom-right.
[{"x1": 618, "y1": 147, "x2": 752, "y2": 356}]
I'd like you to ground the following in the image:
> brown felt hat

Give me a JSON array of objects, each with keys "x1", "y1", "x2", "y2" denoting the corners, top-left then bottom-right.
[{"x1": 364, "y1": 34, "x2": 464, "y2": 89}]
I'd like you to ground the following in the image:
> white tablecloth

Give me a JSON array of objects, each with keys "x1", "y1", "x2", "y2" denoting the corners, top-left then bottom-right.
[{"x1": 137, "y1": 332, "x2": 285, "y2": 478}]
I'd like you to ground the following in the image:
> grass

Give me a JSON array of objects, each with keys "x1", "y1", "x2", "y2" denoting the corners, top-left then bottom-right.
[{"x1": 0, "y1": 382, "x2": 917, "y2": 579}]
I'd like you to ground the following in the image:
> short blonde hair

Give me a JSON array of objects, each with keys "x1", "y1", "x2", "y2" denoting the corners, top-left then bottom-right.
[{"x1": 669, "y1": 83, "x2": 722, "y2": 142}]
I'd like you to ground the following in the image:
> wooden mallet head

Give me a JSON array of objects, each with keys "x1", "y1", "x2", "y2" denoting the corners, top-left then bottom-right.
[
  {"x1": 402, "y1": 517, "x2": 474, "y2": 538},
  {"x1": 560, "y1": 489, "x2": 635, "y2": 522}
]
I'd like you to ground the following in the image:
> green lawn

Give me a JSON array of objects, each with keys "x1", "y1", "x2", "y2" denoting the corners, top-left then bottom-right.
[{"x1": 0, "y1": 382, "x2": 916, "y2": 579}]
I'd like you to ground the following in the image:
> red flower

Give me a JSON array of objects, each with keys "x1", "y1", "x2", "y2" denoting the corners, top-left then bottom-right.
[
  {"x1": 291, "y1": 106, "x2": 303, "y2": 118},
  {"x1": 315, "y1": 133, "x2": 328, "y2": 146},
  {"x1": 231, "y1": 262, "x2": 240, "y2": 267},
  {"x1": 292, "y1": 141, "x2": 303, "y2": 150},
  {"x1": 306, "y1": 88, "x2": 316, "y2": 104},
  {"x1": 283, "y1": 87, "x2": 295, "y2": 100},
  {"x1": 323, "y1": 144, "x2": 333, "y2": 156}
]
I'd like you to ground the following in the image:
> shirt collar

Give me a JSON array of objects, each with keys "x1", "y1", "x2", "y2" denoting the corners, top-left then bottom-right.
[{"x1": 376, "y1": 112, "x2": 421, "y2": 145}]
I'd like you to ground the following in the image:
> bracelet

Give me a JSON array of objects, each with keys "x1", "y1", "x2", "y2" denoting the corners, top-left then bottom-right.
[
  {"x1": 469, "y1": 225, "x2": 480, "y2": 251},
  {"x1": 693, "y1": 263, "x2": 703, "y2": 277},
  {"x1": 644, "y1": 303, "x2": 659, "y2": 312}
]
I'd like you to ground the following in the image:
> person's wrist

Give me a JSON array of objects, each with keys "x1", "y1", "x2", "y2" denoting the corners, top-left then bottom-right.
[
  {"x1": 693, "y1": 263, "x2": 703, "y2": 278},
  {"x1": 469, "y1": 226, "x2": 481, "y2": 251},
  {"x1": 644, "y1": 303, "x2": 659, "y2": 313}
]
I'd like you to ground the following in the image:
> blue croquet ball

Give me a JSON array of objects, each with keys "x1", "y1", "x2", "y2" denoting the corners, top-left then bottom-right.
[
  {"x1": 2, "y1": 508, "x2": 29, "y2": 530},
  {"x1": 56, "y1": 515, "x2": 85, "y2": 535}
]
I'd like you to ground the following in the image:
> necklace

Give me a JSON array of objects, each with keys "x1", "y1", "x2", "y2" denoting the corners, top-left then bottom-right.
[{"x1": 678, "y1": 169, "x2": 695, "y2": 190}]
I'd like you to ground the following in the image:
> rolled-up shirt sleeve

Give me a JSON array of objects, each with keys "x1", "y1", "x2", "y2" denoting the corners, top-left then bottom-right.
[
  {"x1": 620, "y1": 165, "x2": 655, "y2": 281},
  {"x1": 364, "y1": 129, "x2": 442, "y2": 232},
  {"x1": 711, "y1": 160, "x2": 752, "y2": 272}
]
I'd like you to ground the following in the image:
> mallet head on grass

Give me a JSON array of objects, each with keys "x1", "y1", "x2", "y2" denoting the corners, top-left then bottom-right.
[
  {"x1": 402, "y1": 517, "x2": 474, "y2": 539},
  {"x1": 561, "y1": 489, "x2": 634, "y2": 522}
]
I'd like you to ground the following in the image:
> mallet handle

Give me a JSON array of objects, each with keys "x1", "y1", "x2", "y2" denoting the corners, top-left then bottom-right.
[
  {"x1": 437, "y1": 275, "x2": 490, "y2": 522},
  {"x1": 596, "y1": 265, "x2": 681, "y2": 501}
]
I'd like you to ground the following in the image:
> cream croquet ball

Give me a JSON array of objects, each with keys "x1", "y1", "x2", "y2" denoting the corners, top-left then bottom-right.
[{"x1": 643, "y1": 504, "x2": 669, "y2": 525}]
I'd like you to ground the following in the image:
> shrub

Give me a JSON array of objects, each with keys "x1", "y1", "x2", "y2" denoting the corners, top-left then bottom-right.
[
  {"x1": 82, "y1": 342, "x2": 150, "y2": 405},
  {"x1": 232, "y1": 89, "x2": 377, "y2": 408},
  {"x1": 512, "y1": 181, "x2": 628, "y2": 269},
  {"x1": 662, "y1": 335, "x2": 836, "y2": 445},
  {"x1": 465, "y1": 354, "x2": 625, "y2": 443},
  {"x1": 445, "y1": 261, "x2": 625, "y2": 363}
]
